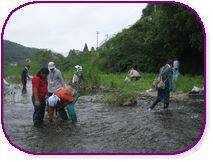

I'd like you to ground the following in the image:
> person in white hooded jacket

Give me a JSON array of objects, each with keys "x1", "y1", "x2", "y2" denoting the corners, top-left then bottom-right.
[{"x1": 47, "y1": 62, "x2": 65, "y2": 121}]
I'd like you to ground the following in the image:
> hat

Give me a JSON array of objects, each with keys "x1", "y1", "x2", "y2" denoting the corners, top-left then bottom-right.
[
  {"x1": 75, "y1": 65, "x2": 82, "y2": 71},
  {"x1": 48, "y1": 94, "x2": 60, "y2": 107},
  {"x1": 48, "y1": 62, "x2": 55, "y2": 70},
  {"x1": 75, "y1": 65, "x2": 80, "y2": 69}
]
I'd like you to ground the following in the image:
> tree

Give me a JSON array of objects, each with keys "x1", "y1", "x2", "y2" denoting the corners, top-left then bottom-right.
[
  {"x1": 68, "y1": 49, "x2": 77, "y2": 57},
  {"x1": 91, "y1": 46, "x2": 95, "y2": 51},
  {"x1": 98, "y1": 4, "x2": 204, "y2": 75},
  {"x1": 83, "y1": 43, "x2": 89, "y2": 52}
]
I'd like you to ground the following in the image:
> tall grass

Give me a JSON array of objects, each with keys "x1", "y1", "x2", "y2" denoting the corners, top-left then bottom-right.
[
  {"x1": 4, "y1": 63, "x2": 204, "y2": 94},
  {"x1": 172, "y1": 75, "x2": 203, "y2": 93},
  {"x1": 100, "y1": 73, "x2": 203, "y2": 93},
  {"x1": 100, "y1": 73, "x2": 155, "y2": 92},
  {"x1": 79, "y1": 67, "x2": 101, "y2": 91},
  {"x1": 99, "y1": 73, "x2": 203, "y2": 105},
  {"x1": 103, "y1": 90, "x2": 137, "y2": 106}
]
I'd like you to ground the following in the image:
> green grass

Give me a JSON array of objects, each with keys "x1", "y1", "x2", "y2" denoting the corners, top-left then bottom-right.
[
  {"x1": 100, "y1": 73, "x2": 155, "y2": 93},
  {"x1": 100, "y1": 73, "x2": 203, "y2": 93},
  {"x1": 4, "y1": 63, "x2": 204, "y2": 94},
  {"x1": 172, "y1": 75, "x2": 203, "y2": 93},
  {"x1": 99, "y1": 73, "x2": 203, "y2": 105},
  {"x1": 4, "y1": 63, "x2": 43, "y2": 83},
  {"x1": 102, "y1": 90, "x2": 137, "y2": 106},
  {"x1": 64, "y1": 70, "x2": 203, "y2": 105}
]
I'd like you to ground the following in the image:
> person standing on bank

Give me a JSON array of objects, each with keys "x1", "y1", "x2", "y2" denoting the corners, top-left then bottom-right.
[
  {"x1": 47, "y1": 62, "x2": 65, "y2": 122},
  {"x1": 32, "y1": 67, "x2": 49, "y2": 127},
  {"x1": 173, "y1": 59, "x2": 180, "y2": 80},
  {"x1": 21, "y1": 65, "x2": 30, "y2": 94},
  {"x1": 150, "y1": 60, "x2": 173, "y2": 110}
]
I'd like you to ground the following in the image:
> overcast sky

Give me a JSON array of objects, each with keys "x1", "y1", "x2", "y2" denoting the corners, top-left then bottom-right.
[{"x1": 4, "y1": 3, "x2": 147, "y2": 56}]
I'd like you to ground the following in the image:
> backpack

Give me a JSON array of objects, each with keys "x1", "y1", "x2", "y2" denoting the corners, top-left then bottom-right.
[
  {"x1": 153, "y1": 75, "x2": 165, "y2": 90},
  {"x1": 153, "y1": 66, "x2": 167, "y2": 90}
]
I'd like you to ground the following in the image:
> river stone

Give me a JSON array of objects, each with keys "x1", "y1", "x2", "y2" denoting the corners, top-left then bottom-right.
[{"x1": 122, "y1": 97, "x2": 137, "y2": 106}]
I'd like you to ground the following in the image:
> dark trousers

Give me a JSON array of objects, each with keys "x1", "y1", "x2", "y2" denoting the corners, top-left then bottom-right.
[
  {"x1": 151, "y1": 80, "x2": 170, "y2": 109},
  {"x1": 22, "y1": 83, "x2": 27, "y2": 94},
  {"x1": 58, "y1": 94, "x2": 79, "y2": 122},
  {"x1": 32, "y1": 96, "x2": 46, "y2": 125}
]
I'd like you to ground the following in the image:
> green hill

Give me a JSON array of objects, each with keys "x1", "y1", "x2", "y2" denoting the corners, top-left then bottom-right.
[
  {"x1": 3, "y1": 40, "x2": 41, "y2": 63},
  {"x1": 3, "y1": 40, "x2": 65, "y2": 79}
]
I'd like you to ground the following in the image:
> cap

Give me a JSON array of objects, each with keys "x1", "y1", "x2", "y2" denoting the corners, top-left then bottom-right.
[
  {"x1": 48, "y1": 62, "x2": 55, "y2": 70},
  {"x1": 75, "y1": 65, "x2": 80, "y2": 69},
  {"x1": 48, "y1": 94, "x2": 60, "y2": 107}
]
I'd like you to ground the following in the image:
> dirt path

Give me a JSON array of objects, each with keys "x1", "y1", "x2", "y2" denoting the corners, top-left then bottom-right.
[{"x1": 3, "y1": 83, "x2": 204, "y2": 153}]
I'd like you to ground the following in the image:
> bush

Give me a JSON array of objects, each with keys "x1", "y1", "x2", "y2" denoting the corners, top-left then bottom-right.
[{"x1": 103, "y1": 90, "x2": 137, "y2": 106}]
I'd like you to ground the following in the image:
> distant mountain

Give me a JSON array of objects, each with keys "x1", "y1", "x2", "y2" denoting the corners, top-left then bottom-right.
[{"x1": 3, "y1": 40, "x2": 42, "y2": 63}]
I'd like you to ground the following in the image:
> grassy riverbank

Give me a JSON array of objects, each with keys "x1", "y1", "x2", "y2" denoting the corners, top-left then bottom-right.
[
  {"x1": 4, "y1": 64, "x2": 203, "y2": 106},
  {"x1": 4, "y1": 64, "x2": 203, "y2": 94},
  {"x1": 67, "y1": 70, "x2": 203, "y2": 93},
  {"x1": 63, "y1": 70, "x2": 203, "y2": 105},
  {"x1": 99, "y1": 73, "x2": 203, "y2": 105}
]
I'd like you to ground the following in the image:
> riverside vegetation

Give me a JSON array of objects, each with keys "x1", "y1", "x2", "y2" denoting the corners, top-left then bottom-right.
[{"x1": 4, "y1": 52, "x2": 203, "y2": 106}]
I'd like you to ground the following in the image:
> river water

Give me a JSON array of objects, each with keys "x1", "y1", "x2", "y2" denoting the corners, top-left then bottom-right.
[{"x1": 3, "y1": 83, "x2": 204, "y2": 153}]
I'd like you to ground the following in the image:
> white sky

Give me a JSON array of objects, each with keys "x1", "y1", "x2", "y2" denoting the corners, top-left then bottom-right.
[{"x1": 4, "y1": 3, "x2": 147, "y2": 56}]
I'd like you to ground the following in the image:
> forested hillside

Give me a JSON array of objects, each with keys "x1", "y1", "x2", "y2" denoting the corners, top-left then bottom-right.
[
  {"x1": 3, "y1": 40, "x2": 65, "y2": 77},
  {"x1": 3, "y1": 40, "x2": 41, "y2": 63},
  {"x1": 98, "y1": 4, "x2": 204, "y2": 75}
]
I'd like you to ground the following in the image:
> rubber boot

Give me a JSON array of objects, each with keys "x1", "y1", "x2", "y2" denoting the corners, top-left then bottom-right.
[
  {"x1": 150, "y1": 99, "x2": 159, "y2": 109},
  {"x1": 163, "y1": 103, "x2": 169, "y2": 109},
  {"x1": 22, "y1": 85, "x2": 27, "y2": 94}
]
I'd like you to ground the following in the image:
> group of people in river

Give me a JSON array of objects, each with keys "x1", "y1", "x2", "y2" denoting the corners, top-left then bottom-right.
[
  {"x1": 21, "y1": 62, "x2": 83, "y2": 127},
  {"x1": 20, "y1": 59, "x2": 180, "y2": 127}
]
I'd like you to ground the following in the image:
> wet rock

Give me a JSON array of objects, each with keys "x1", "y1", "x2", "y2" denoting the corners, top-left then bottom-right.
[{"x1": 122, "y1": 97, "x2": 137, "y2": 106}]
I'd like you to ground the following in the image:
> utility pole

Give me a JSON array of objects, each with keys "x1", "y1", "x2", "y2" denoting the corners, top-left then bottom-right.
[
  {"x1": 154, "y1": 4, "x2": 157, "y2": 12},
  {"x1": 96, "y1": 31, "x2": 100, "y2": 49},
  {"x1": 105, "y1": 34, "x2": 109, "y2": 40}
]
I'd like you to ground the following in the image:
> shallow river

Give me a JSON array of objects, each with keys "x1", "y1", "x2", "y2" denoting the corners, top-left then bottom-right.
[{"x1": 3, "y1": 83, "x2": 204, "y2": 154}]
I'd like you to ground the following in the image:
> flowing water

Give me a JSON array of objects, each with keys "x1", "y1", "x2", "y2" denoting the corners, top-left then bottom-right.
[{"x1": 3, "y1": 83, "x2": 204, "y2": 153}]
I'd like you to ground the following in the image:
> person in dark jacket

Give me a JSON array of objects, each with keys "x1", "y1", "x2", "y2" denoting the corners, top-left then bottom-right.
[
  {"x1": 150, "y1": 60, "x2": 173, "y2": 110},
  {"x1": 21, "y1": 65, "x2": 30, "y2": 94}
]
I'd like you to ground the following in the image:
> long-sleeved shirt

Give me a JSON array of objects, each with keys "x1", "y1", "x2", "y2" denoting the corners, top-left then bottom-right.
[
  {"x1": 55, "y1": 87, "x2": 77, "y2": 104},
  {"x1": 160, "y1": 64, "x2": 172, "y2": 82},
  {"x1": 48, "y1": 68, "x2": 64, "y2": 93},
  {"x1": 21, "y1": 67, "x2": 29, "y2": 84}
]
